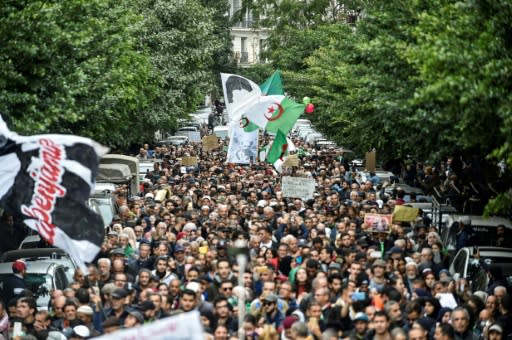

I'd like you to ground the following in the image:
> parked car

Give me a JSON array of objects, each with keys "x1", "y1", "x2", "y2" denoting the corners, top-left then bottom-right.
[
  {"x1": 157, "y1": 135, "x2": 189, "y2": 146},
  {"x1": 441, "y1": 215, "x2": 512, "y2": 252},
  {"x1": 0, "y1": 261, "x2": 71, "y2": 310},
  {"x1": 213, "y1": 126, "x2": 229, "y2": 139},
  {"x1": 177, "y1": 126, "x2": 199, "y2": 132},
  {"x1": 190, "y1": 106, "x2": 212, "y2": 126},
  {"x1": 315, "y1": 140, "x2": 338, "y2": 149},
  {"x1": 1, "y1": 248, "x2": 78, "y2": 284},
  {"x1": 292, "y1": 119, "x2": 312, "y2": 133},
  {"x1": 449, "y1": 246, "x2": 512, "y2": 292}
]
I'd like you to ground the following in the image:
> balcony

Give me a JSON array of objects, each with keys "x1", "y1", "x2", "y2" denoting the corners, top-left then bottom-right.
[{"x1": 234, "y1": 19, "x2": 253, "y2": 28}]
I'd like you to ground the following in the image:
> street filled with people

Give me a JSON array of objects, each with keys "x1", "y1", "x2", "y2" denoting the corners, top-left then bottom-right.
[{"x1": 0, "y1": 130, "x2": 511, "y2": 340}]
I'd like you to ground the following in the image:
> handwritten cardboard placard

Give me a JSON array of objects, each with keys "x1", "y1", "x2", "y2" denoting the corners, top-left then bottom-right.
[
  {"x1": 181, "y1": 156, "x2": 198, "y2": 166},
  {"x1": 282, "y1": 176, "x2": 315, "y2": 201},
  {"x1": 392, "y1": 205, "x2": 419, "y2": 222},
  {"x1": 202, "y1": 135, "x2": 219, "y2": 151},
  {"x1": 282, "y1": 154, "x2": 299, "y2": 167}
]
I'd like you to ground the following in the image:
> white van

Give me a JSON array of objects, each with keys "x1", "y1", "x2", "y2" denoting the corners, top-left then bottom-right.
[{"x1": 213, "y1": 126, "x2": 229, "y2": 140}]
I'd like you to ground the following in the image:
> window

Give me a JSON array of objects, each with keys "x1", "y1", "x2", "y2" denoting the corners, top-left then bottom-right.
[{"x1": 452, "y1": 250, "x2": 467, "y2": 277}]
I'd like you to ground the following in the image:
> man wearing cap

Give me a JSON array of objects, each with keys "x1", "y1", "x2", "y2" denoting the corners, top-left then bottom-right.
[
  {"x1": 487, "y1": 323, "x2": 504, "y2": 340},
  {"x1": 124, "y1": 310, "x2": 144, "y2": 328},
  {"x1": 346, "y1": 312, "x2": 369, "y2": 340},
  {"x1": 173, "y1": 243, "x2": 187, "y2": 280},
  {"x1": 260, "y1": 293, "x2": 284, "y2": 330},
  {"x1": 76, "y1": 305, "x2": 100, "y2": 337},
  {"x1": 1, "y1": 259, "x2": 27, "y2": 305},
  {"x1": 369, "y1": 259, "x2": 387, "y2": 293},
  {"x1": 104, "y1": 288, "x2": 129, "y2": 326}
]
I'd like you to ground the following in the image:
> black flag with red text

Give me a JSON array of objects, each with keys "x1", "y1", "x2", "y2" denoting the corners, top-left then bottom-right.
[{"x1": 0, "y1": 116, "x2": 108, "y2": 270}]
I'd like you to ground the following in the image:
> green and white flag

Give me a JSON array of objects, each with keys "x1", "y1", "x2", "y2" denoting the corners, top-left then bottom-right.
[
  {"x1": 240, "y1": 115, "x2": 260, "y2": 132},
  {"x1": 243, "y1": 96, "x2": 304, "y2": 135},
  {"x1": 260, "y1": 70, "x2": 284, "y2": 96},
  {"x1": 266, "y1": 129, "x2": 288, "y2": 164}
]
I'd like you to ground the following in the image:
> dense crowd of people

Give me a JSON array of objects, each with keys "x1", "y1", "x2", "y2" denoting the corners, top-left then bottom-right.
[{"x1": 0, "y1": 136, "x2": 510, "y2": 340}]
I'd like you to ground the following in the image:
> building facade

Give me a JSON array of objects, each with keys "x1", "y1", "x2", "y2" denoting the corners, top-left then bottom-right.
[{"x1": 229, "y1": 0, "x2": 269, "y2": 66}]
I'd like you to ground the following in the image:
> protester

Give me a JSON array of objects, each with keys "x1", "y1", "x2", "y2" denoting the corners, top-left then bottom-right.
[{"x1": 1, "y1": 135, "x2": 511, "y2": 340}]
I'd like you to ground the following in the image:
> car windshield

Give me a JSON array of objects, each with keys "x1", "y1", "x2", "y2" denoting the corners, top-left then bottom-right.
[
  {"x1": 0, "y1": 273, "x2": 52, "y2": 309},
  {"x1": 88, "y1": 197, "x2": 115, "y2": 227},
  {"x1": 469, "y1": 255, "x2": 512, "y2": 291}
]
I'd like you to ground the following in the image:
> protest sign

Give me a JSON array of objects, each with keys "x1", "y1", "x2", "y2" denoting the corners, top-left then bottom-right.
[
  {"x1": 202, "y1": 135, "x2": 219, "y2": 151},
  {"x1": 392, "y1": 205, "x2": 419, "y2": 222},
  {"x1": 282, "y1": 176, "x2": 315, "y2": 201},
  {"x1": 94, "y1": 311, "x2": 204, "y2": 340},
  {"x1": 364, "y1": 213, "x2": 392, "y2": 233},
  {"x1": 226, "y1": 122, "x2": 258, "y2": 164},
  {"x1": 181, "y1": 156, "x2": 198, "y2": 166},
  {"x1": 282, "y1": 154, "x2": 299, "y2": 167}
]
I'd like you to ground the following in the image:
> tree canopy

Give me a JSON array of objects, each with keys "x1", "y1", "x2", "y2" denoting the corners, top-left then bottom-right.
[
  {"x1": 242, "y1": 0, "x2": 511, "y2": 215},
  {"x1": 0, "y1": 0, "x2": 231, "y2": 147}
]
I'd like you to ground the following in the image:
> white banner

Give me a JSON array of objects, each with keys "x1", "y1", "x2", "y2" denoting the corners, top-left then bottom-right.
[
  {"x1": 93, "y1": 311, "x2": 204, "y2": 340},
  {"x1": 226, "y1": 122, "x2": 258, "y2": 164},
  {"x1": 282, "y1": 176, "x2": 316, "y2": 201},
  {"x1": 221, "y1": 73, "x2": 261, "y2": 122}
]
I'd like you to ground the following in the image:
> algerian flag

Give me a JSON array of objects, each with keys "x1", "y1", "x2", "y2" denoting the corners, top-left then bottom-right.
[
  {"x1": 260, "y1": 70, "x2": 284, "y2": 95},
  {"x1": 239, "y1": 71, "x2": 285, "y2": 132},
  {"x1": 266, "y1": 129, "x2": 288, "y2": 164},
  {"x1": 259, "y1": 144, "x2": 269, "y2": 162},
  {"x1": 240, "y1": 115, "x2": 260, "y2": 132},
  {"x1": 243, "y1": 96, "x2": 305, "y2": 135}
]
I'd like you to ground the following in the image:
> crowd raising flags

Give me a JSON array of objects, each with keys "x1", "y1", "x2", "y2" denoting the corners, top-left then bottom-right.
[
  {"x1": 221, "y1": 71, "x2": 305, "y2": 171},
  {"x1": 0, "y1": 116, "x2": 108, "y2": 271}
]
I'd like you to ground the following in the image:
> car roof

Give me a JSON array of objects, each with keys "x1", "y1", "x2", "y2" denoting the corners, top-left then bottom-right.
[
  {"x1": 470, "y1": 246, "x2": 512, "y2": 257},
  {"x1": 0, "y1": 260, "x2": 57, "y2": 274},
  {"x1": 1, "y1": 248, "x2": 71, "y2": 262},
  {"x1": 445, "y1": 215, "x2": 512, "y2": 229}
]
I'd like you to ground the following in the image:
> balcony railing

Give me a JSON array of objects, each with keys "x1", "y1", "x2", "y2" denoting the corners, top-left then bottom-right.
[{"x1": 234, "y1": 19, "x2": 253, "y2": 28}]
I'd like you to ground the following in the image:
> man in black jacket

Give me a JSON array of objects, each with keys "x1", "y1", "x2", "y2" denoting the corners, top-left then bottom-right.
[{"x1": 1, "y1": 260, "x2": 27, "y2": 305}]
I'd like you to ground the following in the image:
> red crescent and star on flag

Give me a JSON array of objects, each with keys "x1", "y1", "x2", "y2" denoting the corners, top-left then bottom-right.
[{"x1": 265, "y1": 103, "x2": 284, "y2": 121}]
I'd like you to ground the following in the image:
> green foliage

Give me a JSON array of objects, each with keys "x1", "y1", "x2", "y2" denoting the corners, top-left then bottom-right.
[
  {"x1": 0, "y1": 0, "x2": 159, "y2": 146},
  {"x1": 0, "y1": 0, "x2": 231, "y2": 148},
  {"x1": 247, "y1": 0, "x2": 511, "y2": 214},
  {"x1": 135, "y1": 0, "x2": 222, "y2": 130}
]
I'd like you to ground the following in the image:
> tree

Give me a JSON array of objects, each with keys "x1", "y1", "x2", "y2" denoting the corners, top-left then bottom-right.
[
  {"x1": 306, "y1": 2, "x2": 422, "y2": 158},
  {"x1": 0, "y1": 0, "x2": 232, "y2": 148},
  {"x1": 406, "y1": 0, "x2": 512, "y2": 215},
  {"x1": 134, "y1": 0, "x2": 224, "y2": 135},
  {"x1": 0, "y1": 0, "x2": 159, "y2": 147}
]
